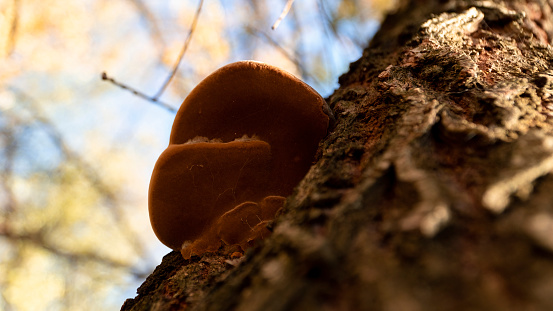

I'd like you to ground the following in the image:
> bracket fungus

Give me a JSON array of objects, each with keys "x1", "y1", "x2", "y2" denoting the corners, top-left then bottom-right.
[{"x1": 149, "y1": 61, "x2": 332, "y2": 258}]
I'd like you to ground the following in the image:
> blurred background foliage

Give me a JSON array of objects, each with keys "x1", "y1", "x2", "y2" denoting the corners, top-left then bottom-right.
[{"x1": 0, "y1": 0, "x2": 397, "y2": 309}]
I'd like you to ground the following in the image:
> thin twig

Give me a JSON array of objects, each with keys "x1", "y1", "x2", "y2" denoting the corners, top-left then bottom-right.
[
  {"x1": 272, "y1": 0, "x2": 295, "y2": 30},
  {"x1": 245, "y1": 26, "x2": 314, "y2": 82},
  {"x1": 102, "y1": 0, "x2": 203, "y2": 112},
  {"x1": 127, "y1": 0, "x2": 165, "y2": 49},
  {"x1": 153, "y1": 0, "x2": 204, "y2": 100},
  {"x1": 7, "y1": 0, "x2": 19, "y2": 56},
  {"x1": 317, "y1": 0, "x2": 364, "y2": 47},
  {"x1": 316, "y1": 0, "x2": 340, "y2": 40},
  {"x1": 101, "y1": 72, "x2": 177, "y2": 113}
]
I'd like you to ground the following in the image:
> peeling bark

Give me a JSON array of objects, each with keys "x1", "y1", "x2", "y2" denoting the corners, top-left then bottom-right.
[{"x1": 122, "y1": 0, "x2": 553, "y2": 310}]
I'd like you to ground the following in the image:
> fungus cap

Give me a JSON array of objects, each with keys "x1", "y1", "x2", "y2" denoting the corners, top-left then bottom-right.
[
  {"x1": 149, "y1": 139, "x2": 272, "y2": 250},
  {"x1": 169, "y1": 61, "x2": 330, "y2": 193},
  {"x1": 149, "y1": 61, "x2": 331, "y2": 255}
]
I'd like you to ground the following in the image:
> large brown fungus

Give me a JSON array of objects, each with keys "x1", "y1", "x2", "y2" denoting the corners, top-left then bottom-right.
[{"x1": 148, "y1": 61, "x2": 332, "y2": 258}]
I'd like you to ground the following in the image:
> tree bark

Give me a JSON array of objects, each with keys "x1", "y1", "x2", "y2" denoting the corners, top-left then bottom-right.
[{"x1": 122, "y1": 0, "x2": 553, "y2": 310}]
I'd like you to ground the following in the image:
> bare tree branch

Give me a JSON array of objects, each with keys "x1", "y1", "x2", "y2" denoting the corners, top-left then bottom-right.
[
  {"x1": 102, "y1": 0, "x2": 204, "y2": 112},
  {"x1": 101, "y1": 72, "x2": 177, "y2": 113},
  {"x1": 0, "y1": 128, "x2": 16, "y2": 215},
  {"x1": 126, "y1": 0, "x2": 166, "y2": 50},
  {"x1": 0, "y1": 226, "x2": 149, "y2": 279},
  {"x1": 316, "y1": 0, "x2": 364, "y2": 48},
  {"x1": 272, "y1": 0, "x2": 295, "y2": 30},
  {"x1": 152, "y1": 0, "x2": 204, "y2": 101},
  {"x1": 7, "y1": 0, "x2": 19, "y2": 56},
  {"x1": 245, "y1": 26, "x2": 315, "y2": 82}
]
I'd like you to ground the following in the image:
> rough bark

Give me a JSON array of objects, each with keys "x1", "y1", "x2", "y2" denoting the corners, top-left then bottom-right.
[{"x1": 122, "y1": 0, "x2": 553, "y2": 310}]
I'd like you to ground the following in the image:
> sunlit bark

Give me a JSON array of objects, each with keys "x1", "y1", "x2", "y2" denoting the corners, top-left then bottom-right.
[{"x1": 123, "y1": 0, "x2": 553, "y2": 310}]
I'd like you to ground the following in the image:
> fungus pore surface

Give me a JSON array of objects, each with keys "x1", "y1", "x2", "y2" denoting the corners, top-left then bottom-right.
[{"x1": 148, "y1": 61, "x2": 331, "y2": 258}]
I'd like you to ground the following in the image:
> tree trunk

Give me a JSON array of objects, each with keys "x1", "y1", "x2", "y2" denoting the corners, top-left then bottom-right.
[{"x1": 122, "y1": 0, "x2": 553, "y2": 310}]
